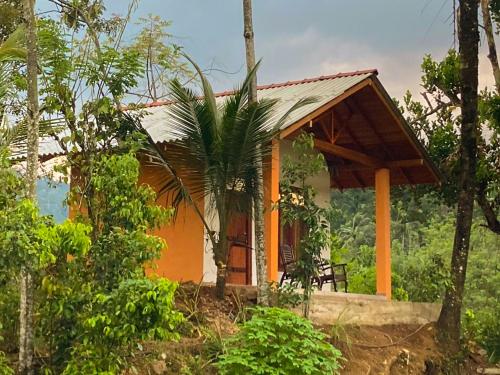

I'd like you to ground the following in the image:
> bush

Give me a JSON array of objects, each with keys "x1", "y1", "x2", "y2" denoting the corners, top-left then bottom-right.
[
  {"x1": 0, "y1": 324, "x2": 13, "y2": 375},
  {"x1": 217, "y1": 307, "x2": 342, "y2": 375},
  {"x1": 464, "y1": 309, "x2": 500, "y2": 363},
  {"x1": 63, "y1": 278, "x2": 184, "y2": 374},
  {"x1": 0, "y1": 352, "x2": 13, "y2": 375}
]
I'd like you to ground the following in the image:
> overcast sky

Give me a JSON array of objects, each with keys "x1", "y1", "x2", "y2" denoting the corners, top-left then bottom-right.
[{"x1": 40, "y1": 0, "x2": 496, "y2": 100}]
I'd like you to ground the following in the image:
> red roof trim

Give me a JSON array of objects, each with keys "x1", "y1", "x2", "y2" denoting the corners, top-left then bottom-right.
[{"x1": 137, "y1": 69, "x2": 378, "y2": 109}]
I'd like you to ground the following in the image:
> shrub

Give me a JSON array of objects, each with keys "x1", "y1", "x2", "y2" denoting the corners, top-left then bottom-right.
[
  {"x1": 217, "y1": 307, "x2": 342, "y2": 375},
  {"x1": 0, "y1": 353, "x2": 13, "y2": 375},
  {"x1": 463, "y1": 308, "x2": 500, "y2": 363},
  {"x1": 62, "y1": 278, "x2": 184, "y2": 374},
  {"x1": 0, "y1": 324, "x2": 13, "y2": 375}
]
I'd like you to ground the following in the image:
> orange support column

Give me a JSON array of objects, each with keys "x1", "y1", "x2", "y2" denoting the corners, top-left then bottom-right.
[
  {"x1": 375, "y1": 168, "x2": 391, "y2": 299},
  {"x1": 264, "y1": 140, "x2": 280, "y2": 282}
]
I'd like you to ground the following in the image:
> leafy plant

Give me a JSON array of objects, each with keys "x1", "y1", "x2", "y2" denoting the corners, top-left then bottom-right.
[
  {"x1": 63, "y1": 278, "x2": 184, "y2": 374},
  {"x1": 0, "y1": 353, "x2": 13, "y2": 375},
  {"x1": 217, "y1": 307, "x2": 342, "y2": 375},
  {"x1": 0, "y1": 324, "x2": 13, "y2": 375},
  {"x1": 268, "y1": 282, "x2": 301, "y2": 308},
  {"x1": 278, "y1": 133, "x2": 333, "y2": 317}
]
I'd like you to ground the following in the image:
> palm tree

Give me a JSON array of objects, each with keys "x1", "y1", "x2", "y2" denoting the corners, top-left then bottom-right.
[
  {"x1": 144, "y1": 57, "x2": 312, "y2": 298},
  {"x1": 0, "y1": 25, "x2": 27, "y2": 152}
]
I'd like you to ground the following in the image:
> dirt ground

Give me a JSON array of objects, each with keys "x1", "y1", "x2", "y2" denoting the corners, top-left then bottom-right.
[
  {"x1": 327, "y1": 323, "x2": 483, "y2": 374},
  {"x1": 133, "y1": 283, "x2": 494, "y2": 375}
]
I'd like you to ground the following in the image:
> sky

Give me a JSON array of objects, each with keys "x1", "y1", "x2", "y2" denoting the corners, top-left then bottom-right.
[{"x1": 39, "y1": 0, "x2": 497, "y2": 101}]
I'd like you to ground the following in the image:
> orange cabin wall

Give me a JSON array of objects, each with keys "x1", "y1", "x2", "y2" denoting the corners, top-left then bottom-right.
[
  {"x1": 139, "y1": 164, "x2": 205, "y2": 282},
  {"x1": 69, "y1": 163, "x2": 205, "y2": 283}
]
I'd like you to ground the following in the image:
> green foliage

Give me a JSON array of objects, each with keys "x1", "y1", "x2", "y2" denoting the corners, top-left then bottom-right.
[
  {"x1": 127, "y1": 14, "x2": 191, "y2": 101},
  {"x1": 84, "y1": 278, "x2": 182, "y2": 345},
  {"x1": 79, "y1": 153, "x2": 171, "y2": 290},
  {"x1": 0, "y1": 3, "x2": 187, "y2": 372},
  {"x1": 63, "y1": 278, "x2": 183, "y2": 374},
  {"x1": 489, "y1": 0, "x2": 500, "y2": 28},
  {"x1": 421, "y1": 50, "x2": 460, "y2": 100},
  {"x1": 217, "y1": 307, "x2": 343, "y2": 375},
  {"x1": 330, "y1": 185, "x2": 500, "y2": 361},
  {"x1": 463, "y1": 309, "x2": 500, "y2": 363},
  {"x1": 0, "y1": 0, "x2": 22, "y2": 42},
  {"x1": 400, "y1": 50, "x2": 499, "y2": 232},
  {"x1": 279, "y1": 133, "x2": 332, "y2": 316},
  {"x1": 267, "y1": 282, "x2": 302, "y2": 308},
  {"x1": 0, "y1": 352, "x2": 13, "y2": 375},
  {"x1": 0, "y1": 323, "x2": 13, "y2": 375},
  {"x1": 36, "y1": 152, "x2": 176, "y2": 373}
]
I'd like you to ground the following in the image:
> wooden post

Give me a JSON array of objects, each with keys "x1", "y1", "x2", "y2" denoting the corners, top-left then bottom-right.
[
  {"x1": 375, "y1": 168, "x2": 391, "y2": 299},
  {"x1": 264, "y1": 140, "x2": 280, "y2": 282}
]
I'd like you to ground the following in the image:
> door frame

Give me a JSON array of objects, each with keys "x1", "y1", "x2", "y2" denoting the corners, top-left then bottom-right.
[{"x1": 227, "y1": 211, "x2": 253, "y2": 285}]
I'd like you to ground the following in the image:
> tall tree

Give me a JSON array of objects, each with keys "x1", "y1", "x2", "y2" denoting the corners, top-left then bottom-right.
[
  {"x1": 437, "y1": 0, "x2": 480, "y2": 358},
  {"x1": 481, "y1": 0, "x2": 500, "y2": 91},
  {"x1": 242, "y1": 0, "x2": 268, "y2": 305},
  {"x1": 19, "y1": 0, "x2": 39, "y2": 373}
]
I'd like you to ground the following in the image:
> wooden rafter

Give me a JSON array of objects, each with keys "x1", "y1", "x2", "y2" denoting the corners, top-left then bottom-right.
[
  {"x1": 319, "y1": 119, "x2": 333, "y2": 143},
  {"x1": 334, "y1": 159, "x2": 424, "y2": 171},
  {"x1": 314, "y1": 139, "x2": 382, "y2": 167},
  {"x1": 347, "y1": 97, "x2": 414, "y2": 185},
  {"x1": 333, "y1": 110, "x2": 359, "y2": 147},
  {"x1": 331, "y1": 113, "x2": 350, "y2": 144},
  {"x1": 279, "y1": 79, "x2": 371, "y2": 139}
]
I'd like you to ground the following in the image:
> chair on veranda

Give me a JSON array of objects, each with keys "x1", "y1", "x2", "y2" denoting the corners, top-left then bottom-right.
[
  {"x1": 279, "y1": 244, "x2": 298, "y2": 286},
  {"x1": 315, "y1": 262, "x2": 348, "y2": 293},
  {"x1": 278, "y1": 244, "x2": 348, "y2": 293}
]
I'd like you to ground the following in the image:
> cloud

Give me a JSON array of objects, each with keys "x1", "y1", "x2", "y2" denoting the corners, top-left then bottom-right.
[{"x1": 257, "y1": 26, "x2": 494, "y2": 101}]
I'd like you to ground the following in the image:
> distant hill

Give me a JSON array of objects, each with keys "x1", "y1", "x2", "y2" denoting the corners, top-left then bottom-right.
[{"x1": 37, "y1": 178, "x2": 69, "y2": 223}]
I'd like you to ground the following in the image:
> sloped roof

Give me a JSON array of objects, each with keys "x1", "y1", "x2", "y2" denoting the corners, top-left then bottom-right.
[
  {"x1": 37, "y1": 69, "x2": 377, "y2": 159},
  {"x1": 140, "y1": 69, "x2": 377, "y2": 144}
]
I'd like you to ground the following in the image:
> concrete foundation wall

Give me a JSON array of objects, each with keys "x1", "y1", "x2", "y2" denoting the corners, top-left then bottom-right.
[{"x1": 297, "y1": 291, "x2": 442, "y2": 326}]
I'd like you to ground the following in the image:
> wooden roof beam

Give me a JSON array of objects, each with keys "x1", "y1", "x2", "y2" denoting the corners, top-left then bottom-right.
[
  {"x1": 319, "y1": 119, "x2": 334, "y2": 143},
  {"x1": 347, "y1": 97, "x2": 414, "y2": 185},
  {"x1": 314, "y1": 139, "x2": 382, "y2": 167},
  {"x1": 279, "y1": 79, "x2": 371, "y2": 139},
  {"x1": 333, "y1": 159, "x2": 424, "y2": 171}
]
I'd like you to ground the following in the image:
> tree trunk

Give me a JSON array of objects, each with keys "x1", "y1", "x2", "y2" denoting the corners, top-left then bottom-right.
[
  {"x1": 437, "y1": 0, "x2": 479, "y2": 361},
  {"x1": 19, "y1": 0, "x2": 39, "y2": 373},
  {"x1": 253, "y1": 159, "x2": 269, "y2": 305},
  {"x1": 476, "y1": 181, "x2": 500, "y2": 234},
  {"x1": 243, "y1": 0, "x2": 257, "y2": 103},
  {"x1": 214, "y1": 234, "x2": 229, "y2": 299},
  {"x1": 242, "y1": 0, "x2": 269, "y2": 306},
  {"x1": 481, "y1": 0, "x2": 500, "y2": 91}
]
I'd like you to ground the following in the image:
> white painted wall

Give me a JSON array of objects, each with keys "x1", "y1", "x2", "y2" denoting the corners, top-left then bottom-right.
[{"x1": 202, "y1": 196, "x2": 218, "y2": 283}]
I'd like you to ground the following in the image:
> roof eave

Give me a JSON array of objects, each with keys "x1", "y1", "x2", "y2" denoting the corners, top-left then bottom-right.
[{"x1": 369, "y1": 76, "x2": 445, "y2": 185}]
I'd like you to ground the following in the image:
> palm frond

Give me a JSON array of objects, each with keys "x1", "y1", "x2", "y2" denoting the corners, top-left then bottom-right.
[
  {"x1": 272, "y1": 96, "x2": 319, "y2": 131},
  {"x1": 0, "y1": 25, "x2": 27, "y2": 63},
  {"x1": 181, "y1": 54, "x2": 220, "y2": 130}
]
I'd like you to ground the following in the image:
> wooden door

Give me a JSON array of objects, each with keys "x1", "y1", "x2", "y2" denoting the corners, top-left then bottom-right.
[{"x1": 227, "y1": 212, "x2": 252, "y2": 285}]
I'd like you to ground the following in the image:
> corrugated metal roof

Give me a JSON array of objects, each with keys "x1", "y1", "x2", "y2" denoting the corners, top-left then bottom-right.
[
  {"x1": 141, "y1": 70, "x2": 376, "y2": 144},
  {"x1": 36, "y1": 69, "x2": 376, "y2": 157},
  {"x1": 38, "y1": 133, "x2": 66, "y2": 159}
]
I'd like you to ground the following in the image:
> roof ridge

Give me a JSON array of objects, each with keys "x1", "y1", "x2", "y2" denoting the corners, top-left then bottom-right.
[{"x1": 136, "y1": 69, "x2": 377, "y2": 108}]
